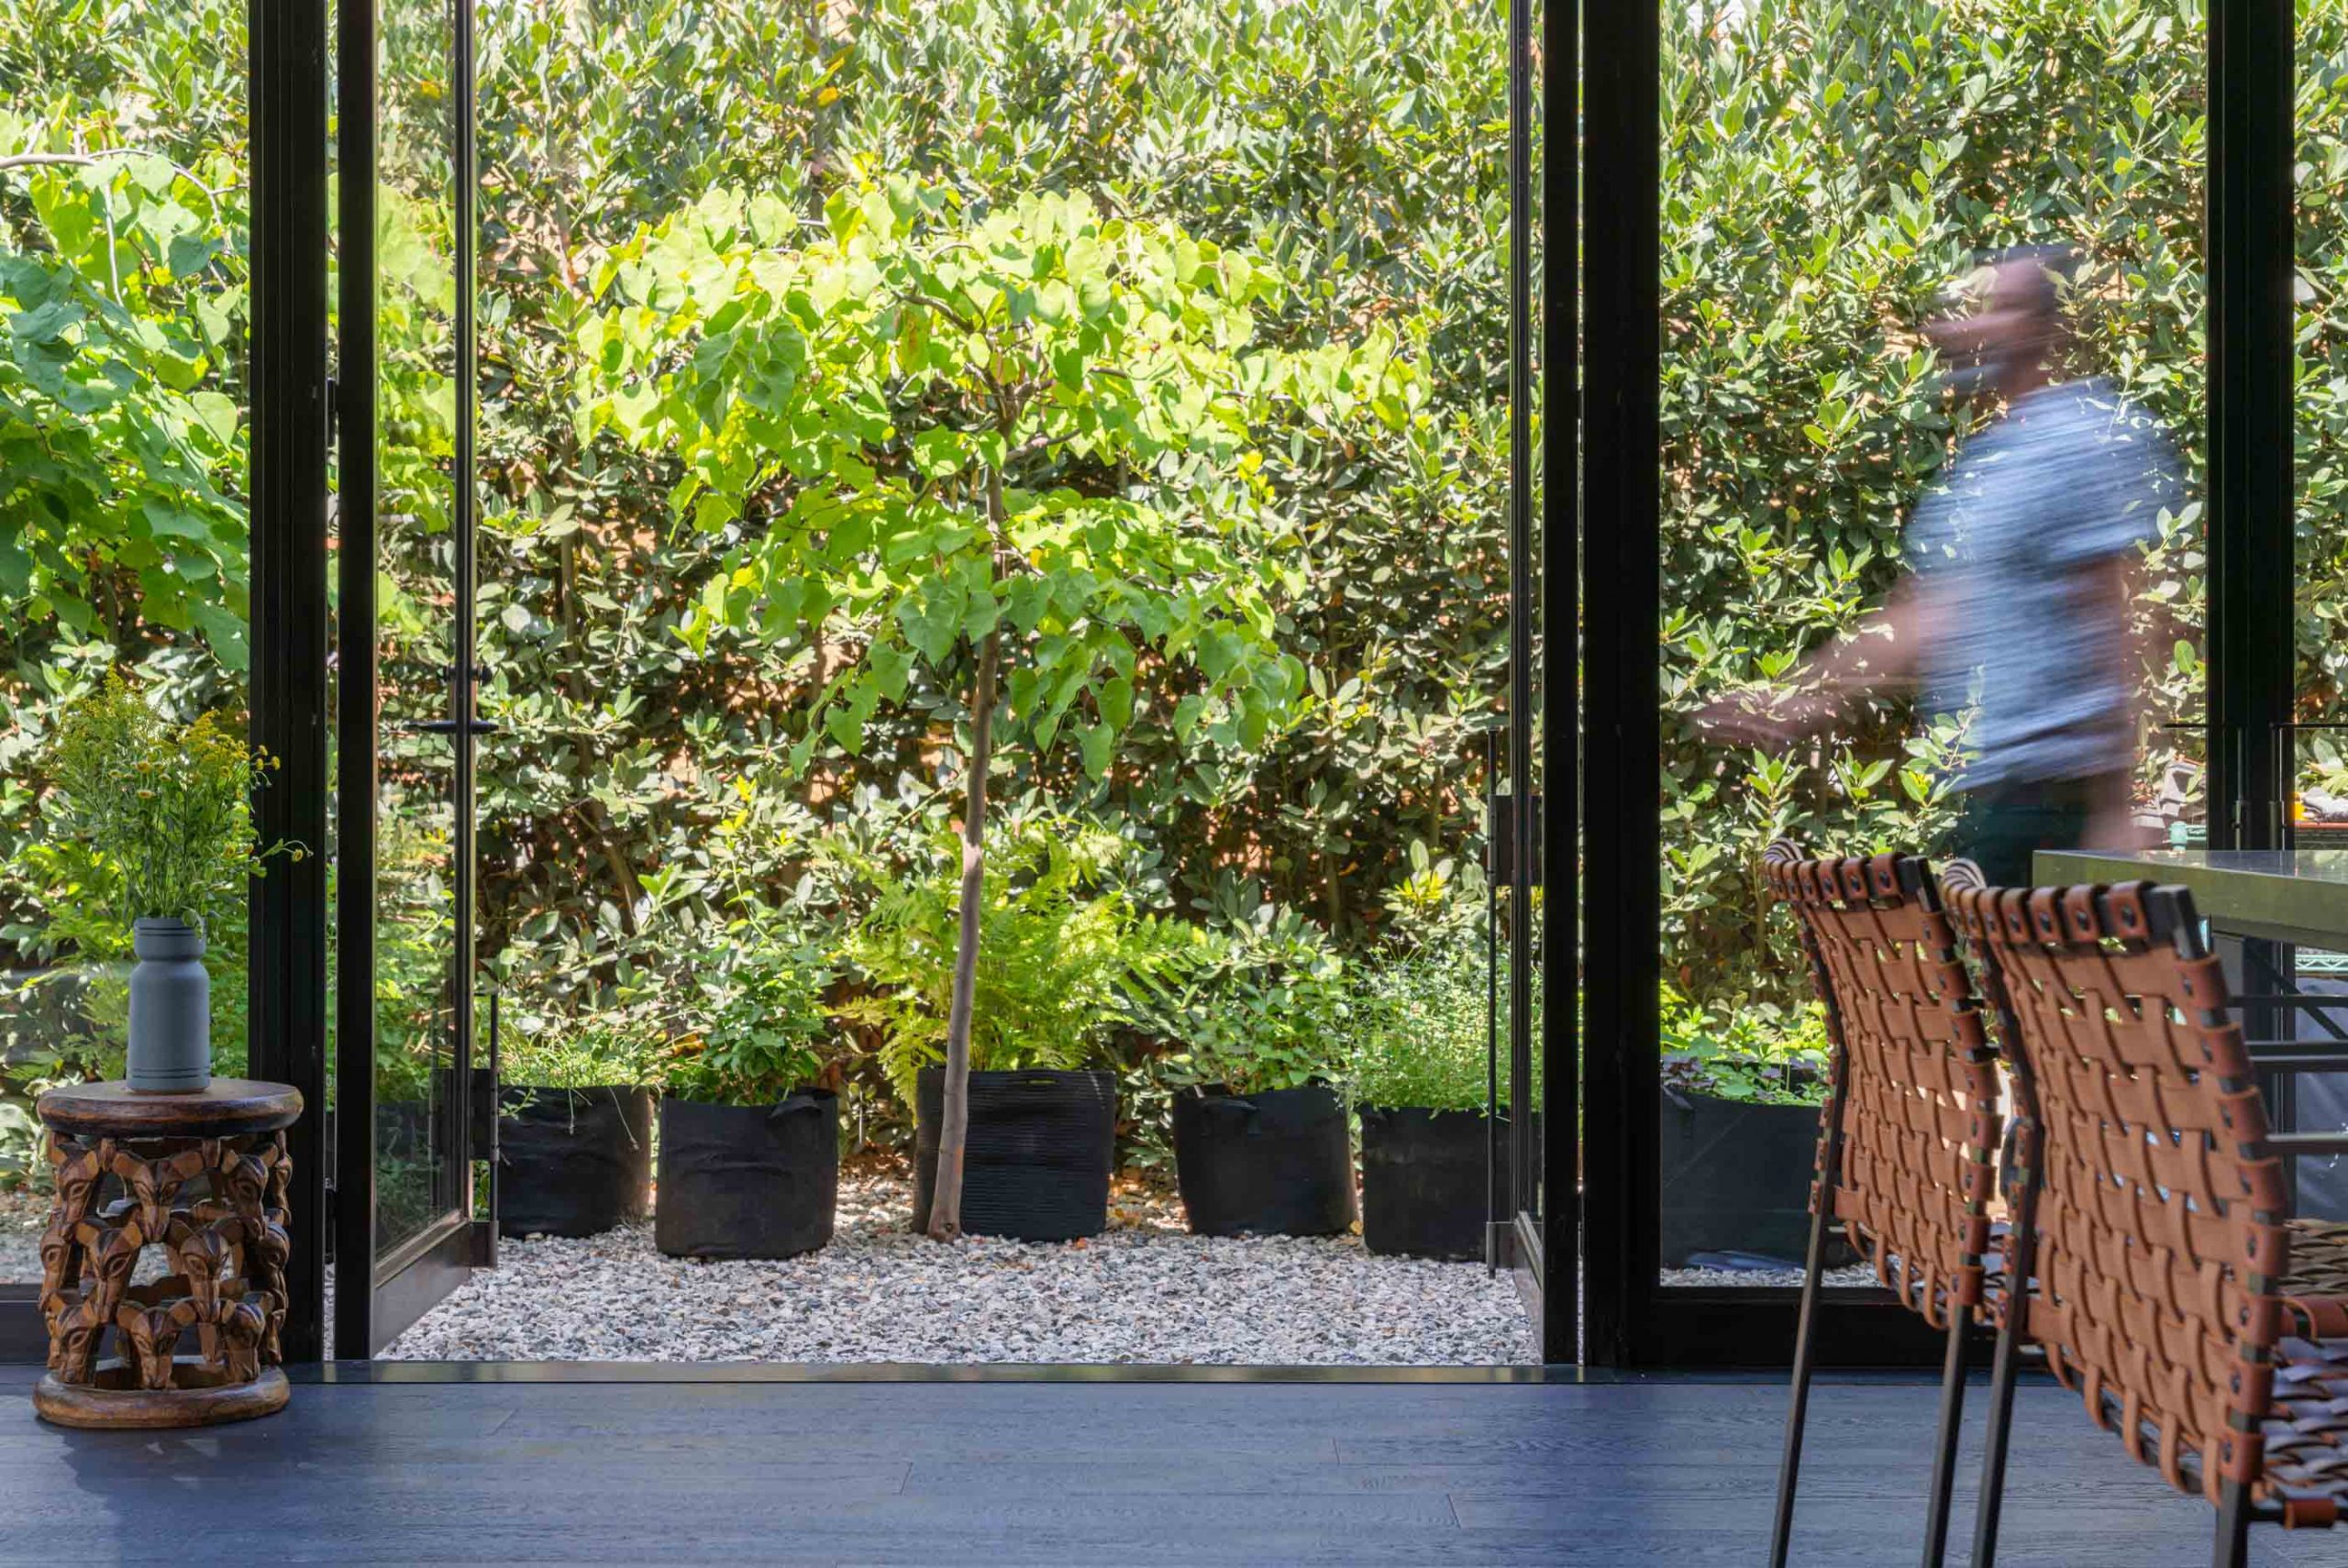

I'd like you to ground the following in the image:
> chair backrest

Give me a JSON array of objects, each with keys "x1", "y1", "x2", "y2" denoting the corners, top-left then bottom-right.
[
  {"x1": 1762, "y1": 841, "x2": 1999, "y2": 1326},
  {"x1": 1943, "y1": 873, "x2": 2292, "y2": 1509}
]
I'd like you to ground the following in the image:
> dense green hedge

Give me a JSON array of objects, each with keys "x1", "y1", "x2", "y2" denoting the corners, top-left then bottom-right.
[{"x1": 17, "y1": 0, "x2": 2348, "y2": 1165}]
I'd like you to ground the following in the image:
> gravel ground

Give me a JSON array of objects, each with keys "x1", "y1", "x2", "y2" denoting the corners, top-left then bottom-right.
[
  {"x1": 384, "y1": 1164, "x2": 1537, "y2": 1365},
  {"x1": 1659, "y1": 1263, "x2": 1880, "y2": 1289},
  {"x1": 1, "y1": 1187, "x2": 44, "y2": 1282}
]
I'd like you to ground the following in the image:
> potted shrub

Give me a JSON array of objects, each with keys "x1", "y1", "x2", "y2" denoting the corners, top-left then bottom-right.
[
  {"x1": 495, "y1": 1013, "x2": 659, "y2": 1238},
  {"x1": 1155, "y1": 911, "x2": 1357, "y2": 1238},
  {"x1": 45, "y1": 674, "x2": 290, "y2": 1092},
  {"x1": 1658, "y1": 987, "x2": 1852, "y2": 1268},
  {"x1": 844, "y1": 820, "x2": 1180, "y2": 1243},
  {"x1": 1350, "y1": 941, "x2": 1509, "y2": 1260},
  {"x1": 654, "y1": 933, "x2": 841, "y2": 1260}
]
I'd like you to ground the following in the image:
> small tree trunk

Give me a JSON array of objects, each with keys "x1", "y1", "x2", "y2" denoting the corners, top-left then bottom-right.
[{"x1": 927, "y1": 622, "x2": 1002, "y2": 1241}]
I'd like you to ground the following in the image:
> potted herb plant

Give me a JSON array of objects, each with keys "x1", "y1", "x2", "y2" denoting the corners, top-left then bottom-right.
[
  {"x1": 654, "y1": 933, "x2": 841, "y2": 1260},
  {"x1": 496, "y1": 1012, "x2": 660, "y2": 1238},
  {"x1": 1658, "y1": 987, "x2": 1851, "y2": 1268},
  {"x1": 46, "y1": 674, "x2": 290, "y2": 1093},
  {"x1": 844, "y1": 821, "x2": 1178, "y2": 1243},
  {"x1": 1349, "y1": 941, "x2": 1511, "y2": 1260},
  {"x1": 1155, "y1": 911, "x2": 1357, "y2": 1239}
]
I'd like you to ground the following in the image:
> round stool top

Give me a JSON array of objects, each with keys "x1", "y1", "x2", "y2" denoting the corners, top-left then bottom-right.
[{"x1": 36, "y1": 1078, "x2": 304, "y2": 1138}]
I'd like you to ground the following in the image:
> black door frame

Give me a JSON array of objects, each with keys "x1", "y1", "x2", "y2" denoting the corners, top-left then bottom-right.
[
  {"x1": 248, "y1": 0, "x2": 333, "y2": 1368},
  {"x1": 1503, "y1": 0, "x2": 1582, "y2": 1367},
  {"x1": 1577, "y1": 0, "x2": 2298, "y2": 1366},
  {"x1": 231, "y1": 0, "x2": 2291, "y2": 1373},
  {"x1": 330, "y1": 0, "x2": 483, "y2": 1359}
]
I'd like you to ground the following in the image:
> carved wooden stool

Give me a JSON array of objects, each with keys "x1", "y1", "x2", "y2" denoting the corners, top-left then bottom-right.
[{"x1": 30, "y1": 1079, "x2": 301, "y2": 1429}]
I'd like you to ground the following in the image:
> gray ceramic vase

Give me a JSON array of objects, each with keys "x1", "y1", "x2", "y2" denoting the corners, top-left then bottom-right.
[{"x1": 127, "y1": 917, "x2": 210, "y2": 1093}]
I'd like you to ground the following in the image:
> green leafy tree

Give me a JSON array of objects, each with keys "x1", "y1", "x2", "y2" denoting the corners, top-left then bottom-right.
[{"x1": 583, "y1": 182, "x2": 1407, "y2": 1232}]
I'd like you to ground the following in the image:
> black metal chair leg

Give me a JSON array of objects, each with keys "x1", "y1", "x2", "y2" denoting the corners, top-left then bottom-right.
[
  {"x1": 1769, "y1": 1201, "x2": 1834, "y2": 1568},
  {"x1": 2211, "y1": 1480, "x2": 2252, "y2": 1568},
  {"x1": 1967, "y1": 1300, "x2": 2026, "y2": 1568},
  {"x1": 1919, "y1": 1310, "x2": 1969, "y2": 1567}
]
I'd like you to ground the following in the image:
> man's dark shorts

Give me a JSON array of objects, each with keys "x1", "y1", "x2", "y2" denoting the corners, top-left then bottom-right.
[{"x1": 1951, "y1": 775, "x2": 2117, "y2": 887}]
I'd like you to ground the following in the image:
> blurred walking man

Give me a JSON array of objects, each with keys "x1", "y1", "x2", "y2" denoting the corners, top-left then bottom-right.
[{"x1": 1700, "y1": 247, "x2": 2177, "y2": 883}]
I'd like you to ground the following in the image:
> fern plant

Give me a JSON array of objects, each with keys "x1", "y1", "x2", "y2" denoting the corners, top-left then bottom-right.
[{"x1": 840, "y1": 816, "x2": 1191, "y2": 1109}]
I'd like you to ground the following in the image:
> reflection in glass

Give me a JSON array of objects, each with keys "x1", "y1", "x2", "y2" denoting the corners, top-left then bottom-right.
[
  {"x1": 1663, "y1": 0, "x2": 2204, "y2": 1283},
  {"x1": 371, "y1": 0, "x2": 464, "y2": 1263},
  {"x1": 2287, "y1": 3, "x2": 2348, "y2": 1223}
]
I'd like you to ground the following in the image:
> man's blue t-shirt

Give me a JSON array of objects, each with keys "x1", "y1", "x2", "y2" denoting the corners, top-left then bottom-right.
[{"x1": 1903, "y1": 378, "x2": 2176, "y2": 790}]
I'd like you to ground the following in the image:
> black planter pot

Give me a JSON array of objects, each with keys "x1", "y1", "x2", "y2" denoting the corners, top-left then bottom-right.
[
  {"x1": 497, "y1": 1085, "x2": 654, "y2": 1238},
  {"x1": 912, "y1": 1067, "x2": 1116, "y2": 1242},
  {"x1": 1172, "y1": 1083, "x2": 1357, "y2": 1238},
  {"x1": 1659, "y1": 1087, "x2": 1855, "y2": 1268},
  {"x1": 1357, "y1": 1105, "x2": 1498, "y2": 1260},
  {"x1": 655, "y1": 1090, "x2": 839, "y2": 1260}
]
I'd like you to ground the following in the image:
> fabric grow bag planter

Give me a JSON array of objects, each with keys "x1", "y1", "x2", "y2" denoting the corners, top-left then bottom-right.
[
  {"x1": 1357, "y1": 1105, "x2": 1496, "y2": 1261},
  {"x1": 1172, "y1": 1084, "x2": 1357, "y2": 1237},
  {"x1": 655, "y1": 1090, "x2": 839, "y2": 1260},
  {"x1": 912, "y1": 1067, "x2": 1116, "y2": 1242},
  {"x1": 497, "y1": 1085, "x2": 654, "y2": 1238},
  {"x1": 1659, "y1": 1087, "x2": 1853, "y2": 1268}
]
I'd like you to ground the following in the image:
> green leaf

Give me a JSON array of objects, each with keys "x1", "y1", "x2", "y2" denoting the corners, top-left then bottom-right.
[
  {"x1": 1098, "y1": 675, "x2": 1134, "y2": 730},
  {"x1": 1077, "y1": 723, "x2": 1113, "y2": 779}
]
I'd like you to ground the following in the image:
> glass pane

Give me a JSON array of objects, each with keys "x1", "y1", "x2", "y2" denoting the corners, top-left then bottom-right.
[
  {"x1": 2291, "y1": 0, "x2": 2348, "y2": 1219},
  {"x1": 0, "y1": 0, "x2": 254, "y2": 1286},
  {"x1": 1513, "y1": 0, "x2": 1550, "y2": 1242},
  {"x1": 371, "y1": 0, "x2": 463, "y2": 1263},
  {"x1": 1664, "y1": 0, "x2": 2205, "y2": 1285}
]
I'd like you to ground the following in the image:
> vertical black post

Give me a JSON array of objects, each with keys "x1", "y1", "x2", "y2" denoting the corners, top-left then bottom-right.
[
  {"x1": 248, "y1": 0, "x2": 332, "y2": 1365},
  {"x1": 1540, "y1": 0, "x2": 1582, "y2": 1370},
  {"x1": 2205, "y1": 0, "x2": 2294, "y2": 854},
  {"x1": 451, "y1": 0, "x2": 481, "y2": 1243},
  {"x1": 1485, "y1": 742, "x2": 1501, "y2": 1276},
  {"x1": 333, "y1": 0, "x2": 379, "y2": 1364},
  {"x1": 1580, "y1": 0, "x2": 1662, "y2": 1368},
  {"x1": 1503, "y1": 0, "x2": 1538, "y2": 1359},
  {"x1": 1502, "y1": 0, "x2": 1540, "y2": 1258}
]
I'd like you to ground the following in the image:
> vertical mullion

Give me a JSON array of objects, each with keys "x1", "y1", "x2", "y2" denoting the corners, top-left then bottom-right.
[
  {"x1": 334, "y1": 0, "x2": 380, "y2": 1364},
  {"x1": 450, "y1": 0, "x2": 480, "y2": 1251},
  {"x1": 1579, "y1": 0, "x2": 1660, "y2": 1369},
  {"x1": 2206, "y1": 0, "x2": 2294, "y2": 852},
  {"x1": 1505, "y1": 0, "x2": 1537, "y2": 1345},
  {"x1": 1540, "y1": 0, "x2": 1582, "y2": 1367},
  {"x1": 249, "y1": 0, "x2": 333, "y2": 1365}
]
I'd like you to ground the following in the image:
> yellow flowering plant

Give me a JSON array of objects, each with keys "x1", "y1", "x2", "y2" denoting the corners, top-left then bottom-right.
[{"x1": 48, "y1": 674, "x2": 294, "y2": 933}]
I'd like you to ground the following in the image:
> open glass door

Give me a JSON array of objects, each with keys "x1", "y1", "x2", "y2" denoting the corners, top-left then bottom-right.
[
  {"x1": 1501, "y1": 0, "x2": 1577, "y2": 1364},
  {"x1": 333, "y1": 0, "x2": 480, "y2": 1357}
]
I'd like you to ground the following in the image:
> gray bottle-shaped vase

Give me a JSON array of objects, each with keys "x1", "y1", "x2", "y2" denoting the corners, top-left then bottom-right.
[{"x1": 127, "y1": 918, "x2": 210, "y2": 1093}]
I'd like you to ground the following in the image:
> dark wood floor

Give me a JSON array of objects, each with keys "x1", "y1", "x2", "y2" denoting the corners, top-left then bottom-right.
[{"x1": 1, "y1": 1364, "x2": 2338, "y2": 1564}]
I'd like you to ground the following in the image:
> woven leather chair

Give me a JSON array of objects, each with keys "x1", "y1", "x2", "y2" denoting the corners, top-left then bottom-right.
[
  {"x1": 1945, "y1": 869, "x2": 2348, "y2": 1568},
  {"x1": 1763, "y1": 842, "x2": 2002, "y2": 1568}
]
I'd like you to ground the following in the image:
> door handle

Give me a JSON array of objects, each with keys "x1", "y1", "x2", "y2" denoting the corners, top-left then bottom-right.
[{"x1": 402, "y1": 718, "x2": 502, "y2": 736}]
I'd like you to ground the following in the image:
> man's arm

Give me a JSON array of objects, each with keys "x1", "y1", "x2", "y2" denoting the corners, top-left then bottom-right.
[{"x1": 1695, "y1": 571, "x2": 1947, "y2": 746}]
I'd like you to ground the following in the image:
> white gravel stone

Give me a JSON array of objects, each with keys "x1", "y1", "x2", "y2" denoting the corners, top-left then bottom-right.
[
  {"x1": 1659, "y1": 1263, "x2": 1878, "y2": 1290},
  {"x1": 383, "y1": 1165, "x2": 1536, "y2": 1365},
  {"x1": 1, "y1": 1187, "x2": 44, "y2": 1282}
]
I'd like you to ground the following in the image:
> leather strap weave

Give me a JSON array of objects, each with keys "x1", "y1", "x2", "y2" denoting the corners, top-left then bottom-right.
[
  {"x1": 1947, "y1": 877, "x2": 2348, "y2": 1529},
  {"x1": 1764, "y1": 843, "x2": 2000, "y2": 1326}
]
